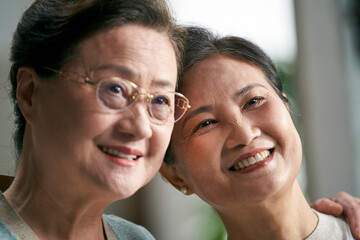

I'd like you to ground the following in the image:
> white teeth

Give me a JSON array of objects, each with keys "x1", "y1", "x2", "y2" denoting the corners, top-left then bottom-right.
[
  {"x1": 238, "y1": 161, "x2": 245, "y2": 168},
  {"x1": 243, "y1": 159, "x2": 250, "y2": 167},
  {"x1": 248, "y1": 156, "x2": 256, "y2": 165},
  {"x1": 100, "y1": 146, "x2": 137, "y2": 160},
  {"x1": 233, "y1": 150, "x2": 271, "y2": 170},
  {"x1": 254, "y1": 153, "x2": 262, "y2": 161}
]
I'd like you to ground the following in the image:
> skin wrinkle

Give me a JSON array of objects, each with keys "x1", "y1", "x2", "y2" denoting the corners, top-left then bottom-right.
[
  {"x1": 6, "y1": 23, "x2": 178, "y2": 240},
  {"x1": 162, "y1": 55, "x2": 317, "y2": 239}
]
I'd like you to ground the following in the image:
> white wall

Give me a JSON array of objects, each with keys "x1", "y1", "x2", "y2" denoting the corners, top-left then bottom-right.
[
  {"x1": 294, "y1": 0, "x2": 360, "y2": 199},
  {"x1": 168, "y1": 0, "x2": 297, "y2": 61}
]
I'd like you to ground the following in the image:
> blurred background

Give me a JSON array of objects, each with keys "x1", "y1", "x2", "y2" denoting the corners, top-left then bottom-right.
[{"x1": 0, "y1": 0, "x2": 359, "y2": 239}]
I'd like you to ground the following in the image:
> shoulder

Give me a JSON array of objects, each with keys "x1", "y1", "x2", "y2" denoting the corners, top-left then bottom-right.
[
  {"x1": 0, "y1": 219, "x2": 18, "y2": 240},
  {"x1": 307, "y1": 209, "x2": 355, "y2": 240},
  {"x1": 103, "y1": 214, "x2": 155, "y2": 240},
  {"x1": 0, "y1": 192, "x2": 17, "y2": 239}
]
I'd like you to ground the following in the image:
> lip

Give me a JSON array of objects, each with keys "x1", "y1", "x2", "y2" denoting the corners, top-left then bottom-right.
[
  {"x1": 99, "y1": 145, "x2": 144, "y2": 167},
  {"x1": 229, "y1": 148, "x2": 274, "y2": 173}
]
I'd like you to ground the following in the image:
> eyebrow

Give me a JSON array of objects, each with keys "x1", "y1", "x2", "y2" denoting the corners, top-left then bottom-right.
[
  {"x1": 233, "y1": 83, "x2": 266, "y2": 99},
  {"x1": 91, "y1": 64, "x2": 174, "y2": 88},
  {"x1": 91, "y1": 64, "x2": 132, "y2": 77},
  {"x1": 182, "y1": 105, "x2": 214, "y2": 126},
  {"x1": 181, "y1": 83, "x2": 266, "y2": 128}
]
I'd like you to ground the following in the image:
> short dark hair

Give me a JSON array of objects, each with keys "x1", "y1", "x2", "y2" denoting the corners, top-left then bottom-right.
[
  {"x1": 9, "y1": 0, "x2": 186, "y2": 159},
  {"x1": 164, "y1": 26, "x2": 287, "y2": 164},
  {"x1": 182, "y1": 26, "x2": 287, "y2": 102}
]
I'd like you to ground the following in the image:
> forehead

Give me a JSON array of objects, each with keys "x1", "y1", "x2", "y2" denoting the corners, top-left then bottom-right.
[
  {"x1": 180, "y1": 56, "x2": 270, "y2": 97},
  {"x1": 79, "y1": 24, "x2": 174, "y2": 56},
  {"x1": 70, "y1": 24, "x2": 177, "y2": 88}
]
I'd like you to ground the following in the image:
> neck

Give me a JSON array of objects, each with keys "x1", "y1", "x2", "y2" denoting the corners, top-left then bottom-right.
[
  {"x1": 217, "y1": 181, "x2": 318, "y2": 240},
  {"x1": 4, "y1": 145, "x2": 111, "y2": 240}
]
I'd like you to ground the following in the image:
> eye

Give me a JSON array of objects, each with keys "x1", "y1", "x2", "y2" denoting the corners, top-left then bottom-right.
[
  {"x1": 109, "y1": 85, "x2": 121, "y2": 94},
  {"x1": 97, "y1": 79, "x2": 131, "y2": 110},
  {"x1": 106, "y1": 83, "x2": 127, "y2": 98},
  {"x1": 152, "y1": 95, "x2": 170, "y2": 106},
  {"x1": 193, "y1": 119, "x2": 217, "y2": 132},
  {"x1": 244, "y1": 96, "x2": 264, "y2": 109}
]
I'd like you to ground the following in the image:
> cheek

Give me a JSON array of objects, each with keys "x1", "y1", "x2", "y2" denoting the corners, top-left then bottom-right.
[
  {"x1": 35, "y1": 85, "x2": 102, "y2": 148},
  {"x1": 176, "y1": 136, "x2": 214, "y2": 164},
  {"x1": 173, "y1": 135, "x2": 222, "y2": 181},
  {"x1": 263, "y1": 101, "x2": 295, "y2": 137},
  {"x1": 151, "y1": 124, "x2": 174, "y2": 157},
  {"x1": 265, "y1": 101, "x2": 302, "y2": 163}
]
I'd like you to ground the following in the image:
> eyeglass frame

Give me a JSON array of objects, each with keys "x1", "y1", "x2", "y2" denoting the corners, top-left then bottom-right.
[{"x1": 41, "y1": 66, "x2": 191, "y2": 124}]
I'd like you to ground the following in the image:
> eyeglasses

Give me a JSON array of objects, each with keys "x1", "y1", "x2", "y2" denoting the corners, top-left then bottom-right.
[{"x1": 42, "y1": 67, "x2": 191, "y2": 124}]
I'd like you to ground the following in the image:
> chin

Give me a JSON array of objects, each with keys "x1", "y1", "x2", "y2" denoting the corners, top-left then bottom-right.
[
  {"x1": 107, "y1": 184, "x2": 140, "y2": 200},
  {"x1": 95, "y1": 175, "x2": 142, "y2": 200},
  {"x1": 246, "y1": 177, "x2": 291, "y2": 202}
]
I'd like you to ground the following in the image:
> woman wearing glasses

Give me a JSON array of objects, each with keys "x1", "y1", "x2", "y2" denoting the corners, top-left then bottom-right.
[
  {"x1": 0, "y1": 0, "x2": 189, "y2": 239},
  {"x1": 160, "y1": 26, "x2": 359, "y2": 239}
]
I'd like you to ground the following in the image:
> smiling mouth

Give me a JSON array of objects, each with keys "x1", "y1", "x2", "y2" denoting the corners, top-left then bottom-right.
[
  {"x1": 229, "y1": 149, "x2": 274, "y2": 171},
  {"x1": 99, "y1": 146, "x2": 140, "y2": 161}
]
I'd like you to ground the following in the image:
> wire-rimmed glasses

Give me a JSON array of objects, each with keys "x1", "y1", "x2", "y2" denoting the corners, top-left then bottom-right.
[{"x1": 42, "y1": 67, "x2": 191, "y2": 124}]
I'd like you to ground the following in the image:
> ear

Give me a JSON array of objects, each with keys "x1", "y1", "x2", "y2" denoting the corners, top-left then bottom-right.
[
  {"x1": 282, "y1": 92, "x2": 290, "y2": 110},
  {"x1": 159, "y1": 163, "x2": 193, "y2": 195},
  {"x1": 16, "y1": 67, "x2": 38, "y2": 123}
]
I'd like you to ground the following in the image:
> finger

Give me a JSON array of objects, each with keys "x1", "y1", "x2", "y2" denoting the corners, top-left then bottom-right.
[
  {"x1": 311, "y1": 198, "x2": 343, "y2": 216},
  {"x1": 331, "y1": 192, "x2": 360, "y2": 239}
]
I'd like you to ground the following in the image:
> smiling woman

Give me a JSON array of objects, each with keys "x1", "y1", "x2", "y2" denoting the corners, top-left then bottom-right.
[
  {"x1": 0, "y1": 0, "x2": 190, "y2": 239},
  {"x1": 160, "y1": 26, "x2": 356, "y2": 240}
]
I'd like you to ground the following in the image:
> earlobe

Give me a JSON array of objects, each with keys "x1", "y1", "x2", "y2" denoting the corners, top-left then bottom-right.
[
  {"x1": 16, "y1": 67, "x2": 38, "y2": 123},
  {"x1": 159, "y1": 163, "x2": 193, "y2": 195}
]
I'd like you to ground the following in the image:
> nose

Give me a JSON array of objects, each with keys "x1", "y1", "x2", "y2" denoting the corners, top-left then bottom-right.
[
  {"x1": 114, "y1": 100, "x2": 152, "y2": 141},
  {"x1": 224, "y1": 116, "x2": 261, "y2": 149}
]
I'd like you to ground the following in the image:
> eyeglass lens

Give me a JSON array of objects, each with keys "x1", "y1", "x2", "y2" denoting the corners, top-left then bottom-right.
[{"x1": 96, "y1": 78, "x2": 188, "y2": 123}]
